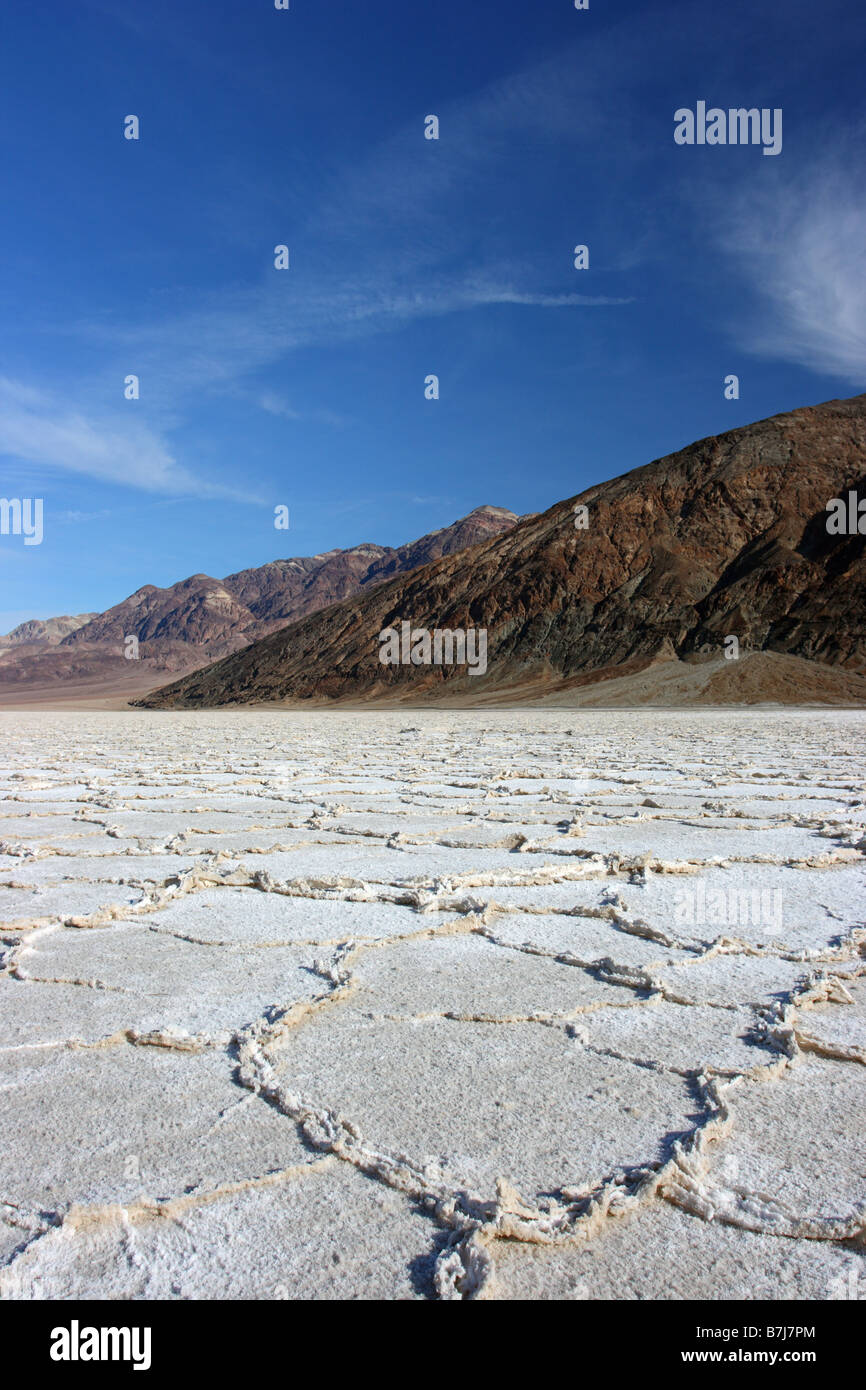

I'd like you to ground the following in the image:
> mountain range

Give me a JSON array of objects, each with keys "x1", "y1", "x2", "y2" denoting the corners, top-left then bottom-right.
[
  {"x1": 4, "y1": 396, "x2": 865, "y2": 709},
  {"x1": 137, "y1": 393, "x2": 866, "y2": 710},
  {"x1": 0, "y1": 613, "x2": 98, "y2": 646},
  {"x1": 0, "y1": 506, "x2": 520, "y2": 704}
]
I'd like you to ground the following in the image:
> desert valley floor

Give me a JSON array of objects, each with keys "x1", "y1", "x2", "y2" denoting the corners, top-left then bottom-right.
[{"x1": 0, "y1": 708, "x2": 864, "y2": 1301}]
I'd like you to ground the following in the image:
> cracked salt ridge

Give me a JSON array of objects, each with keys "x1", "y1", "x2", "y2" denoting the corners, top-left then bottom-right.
[
  {"x1": 1, "y1": 711, "x2": 866, "y2": 1295},
  {"x1": 137, "y1": 890, "x2": 455, "y2": 945},
  {"x1": 1, "y1": 853, "x2": 218, "y2": 887},
  {"x1": 4, "y1": 922, "x2": 337, "y2": 1039},
  {"x1": 1, "y1": 1160, "x2": 436, "y2": 1301},
  {"x1": 487, "y1": 1201, "x2": 866, "y2": 1300},
  {"x1": 0, "y1": 882, "x2": 147, "y2": 929},
  {"x1": 0, "y1": 1045, "x2": 317, "y2": 1214},
  {"x1": 800, "y1": 975, "x2": 866, "y2": 1057},
  {"x1": 484, "y1": 896, "x2": 693, "y2": 958},
  {"x1": 572, "y1": 824, "x2": 860, "y2": 864}
]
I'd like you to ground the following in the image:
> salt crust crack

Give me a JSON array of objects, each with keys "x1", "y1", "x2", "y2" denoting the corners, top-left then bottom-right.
[{"x1": 0, "y1": 711, "x2": 864, "y2": 1300}]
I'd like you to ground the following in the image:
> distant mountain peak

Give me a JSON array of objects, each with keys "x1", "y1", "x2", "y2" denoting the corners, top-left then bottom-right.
[
  {"x1": 0, "y1": 613, "x2": 98, "y2": 647},
  {"x1": 138, "y1": 394, "x2": 866, "y2": 710},
  {"x1": 1, "y1": 506, "x2": 519, "y2": 696}
]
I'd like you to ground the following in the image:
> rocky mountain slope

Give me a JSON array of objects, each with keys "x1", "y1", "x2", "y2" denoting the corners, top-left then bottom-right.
[
  {"x1": 0, "y1": 506, "x2": 518, "y2": 703},
  {"x1": 138, "y1": 395, "x2": 866, "y2": 709},
  {"x1": 53, "y1": 505, "x2": 518, "y2": 656},
  {"x1": 0, "y1": 614, "x2": 97, "y2": 646}
]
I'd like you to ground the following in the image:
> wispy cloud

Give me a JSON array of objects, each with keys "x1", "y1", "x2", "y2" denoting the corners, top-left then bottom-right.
[
  {"x1": 55, "y1": 508, "x2": 113, "y2": 524},
  {"x1": 68, "y1": 34, "x2": 640, "y2": 406},
  {"x1": 0, "y1": 378, "x2": 252, "y2": 498},
  {"x1": 5, "y1": 35, "x2": 639, "y2": 498},
  {"x1": 715, "y1": 151, "x2": 866, "y2": 386},
  {"x1": 463, "y1": 286, "x2": 631, "y2": 309},
  {"x1": 258, "y1": 391, "x2": 302, "y2": 422},
  {"x1": 90, "y1": 274, "x2": 632, "y2": 411},
  {"x1": 257, "y1": 391, "x2": 347, "y2": 428}
]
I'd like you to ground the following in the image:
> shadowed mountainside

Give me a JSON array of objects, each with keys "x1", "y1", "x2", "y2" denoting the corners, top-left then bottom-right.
[
  {"x1": 0, "y1": 506, "x2": 519, "y2": 703},
  {"x1": 61, "y1": 504, "x2": 519, "y2": 653},
  {"x1": 137, "y1": 394, "x2": 866, "y2": 709}
]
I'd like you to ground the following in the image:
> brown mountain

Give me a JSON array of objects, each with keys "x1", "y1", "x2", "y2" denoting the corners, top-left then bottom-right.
[
  {"x1": 137, "y1": 394, "x2": 866, "y2": 710},
  {"x1": 0, "y1": 506, "x2": 518, "y2": 705},
  {"x1": 0, "y1": 613, "x2": 98, "y2": 646},
  {"x1": 218, "y1": 505, "x2": 521, "y2": 634},
  {"x1": 58, "y1": 504, "x2": 518, "y2": 656},
  {"x1": 60, "y1": 576, "x2": 257, "y2": 655}
]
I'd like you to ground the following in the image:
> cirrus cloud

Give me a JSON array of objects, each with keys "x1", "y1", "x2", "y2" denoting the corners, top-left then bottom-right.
[{"x1": 0, "y1": 378, "x2": 254, "y2": 498}]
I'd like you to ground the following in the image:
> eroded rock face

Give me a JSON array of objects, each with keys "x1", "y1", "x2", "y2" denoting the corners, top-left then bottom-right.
[
  {"x1": 0, "y1": 614, "x2": 97, "y2": 647},
  {"x1": 0, "y1": 507, "x2": 518, "y2": 702},
  {"x1": 58, "y1": 505, "x2": 518, "y2": 655},
  {"x1": 140, "y1": 394, "x2": 866, "y2": 710}
]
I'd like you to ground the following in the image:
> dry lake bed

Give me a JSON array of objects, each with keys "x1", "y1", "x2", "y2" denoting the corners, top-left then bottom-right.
[{"x1": 0, "y1": 708, "x2": 864, "y2": 1301}]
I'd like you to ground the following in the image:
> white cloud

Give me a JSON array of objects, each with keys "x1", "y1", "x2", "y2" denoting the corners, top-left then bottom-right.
[
  {"x1": 0, "y1": 379, "x2": 250, "y2": 497},
  {"x1": 464, "y1": 286, "x2": 632, "y2": 309},
  {"x1": 257, "y1": 392, "x2": 347, "y2": 428},
  {"x1": 92, "y1": 274, "x2": 632, "y2": 410},
  {"x1": 70, "y1": 36, "x2": 639, "y2": 405},
  {"x1": 717, "y1": 157, "x2": 866, "y2": 386},
  {"x1": 258, "y1": 391, "x2": 302, "y2": 421}
]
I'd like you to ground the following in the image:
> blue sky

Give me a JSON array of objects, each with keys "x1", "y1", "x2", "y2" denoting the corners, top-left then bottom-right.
[{"x1": 1, "y1": 0, "x2": 864, "y2": 627}]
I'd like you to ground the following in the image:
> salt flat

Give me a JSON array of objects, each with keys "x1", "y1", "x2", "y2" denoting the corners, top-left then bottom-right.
[{"x1": 0, "y1": 709, "x2": 864, "y2": 1302}]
